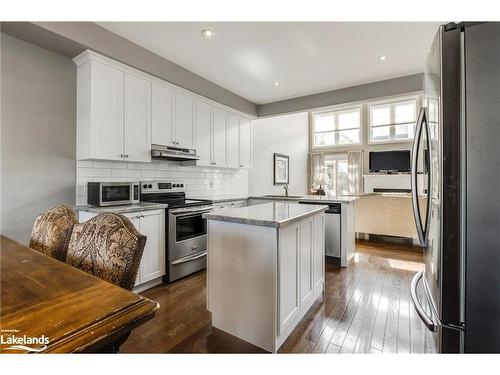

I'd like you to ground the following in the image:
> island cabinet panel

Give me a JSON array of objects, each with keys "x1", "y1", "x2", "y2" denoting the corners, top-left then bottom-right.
[
  {"x1": 278, "y1": 222, "x2": 300, "y2": 336},
  {"x1": 313, "y1": 214, "x2": 325, "y2": 294},
  {"x1": 207, "y1": 220, "x2": 277, "y2": 352},
  {"x1": 299, "y1": 217, "x2": 315, "y2": 313}
]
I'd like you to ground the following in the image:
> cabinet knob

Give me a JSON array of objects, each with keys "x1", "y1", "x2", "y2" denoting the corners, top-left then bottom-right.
[
  {"x1": 120, "y1": 154, "x2": 124, "y2": 158},
  {"x1": 124, "y1": 154, "x2": 129, "y2": 158}
]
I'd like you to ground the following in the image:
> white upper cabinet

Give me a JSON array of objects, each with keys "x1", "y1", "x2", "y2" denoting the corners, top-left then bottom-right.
[
  {"x1": 124, "y1": 73, "x2": 151, "y2": 163},
  {"x1": 239, "y1": 118, "x2": 252, "y2": 169},
  {"x1": 226, "y1": 113, "x2": 240, "y2": 168},
  {"x1": 195, "y1": 100, "x2": 213, "y2": 167},
  {"x1": 151, "y1": 83, "x2": 175, "y2": 147},
  {"x1": 212, "y1": 107, "x2": 227, "y2": 167},
  {"x1": 75, "y1": 53, "x2": 151, "y2": 162},
  {"x1": 84, "y1": 60, "x2": 124, "y2": 161},
  {"x1": 174, "y1": 92, "x2": 195, "y2": 149},
  {"x1": 195, "y1": 105, "x2": 253, "y2": 170},
  {"x1": 75, "y1": 51, "x2": 252, "y2": 168}
]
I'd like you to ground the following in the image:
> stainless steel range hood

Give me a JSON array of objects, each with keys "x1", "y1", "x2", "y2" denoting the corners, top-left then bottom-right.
[{"x1": 151, "y1": 144, "x2": 200, "y2": 161}]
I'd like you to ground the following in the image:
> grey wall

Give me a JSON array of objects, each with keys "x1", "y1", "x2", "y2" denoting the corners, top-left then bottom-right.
[
  {"x1": 1, "y1": 22, "x2": 258, "y2": 117},
  {"x1": 259, "y1": 74, "x2": 424, "y2": 117},
  {"x1": 1, "y1": 33, "x2": 76, "y2": 244}
]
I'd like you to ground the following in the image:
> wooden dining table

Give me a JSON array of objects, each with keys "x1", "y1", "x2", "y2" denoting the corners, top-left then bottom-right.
[{"x1": 0, "y1": 235, "x2": 159, "y2": 353}]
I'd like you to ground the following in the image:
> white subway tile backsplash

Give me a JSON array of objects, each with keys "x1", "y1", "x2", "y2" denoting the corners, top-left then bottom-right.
[
  {"x1": 76, "y1": 160, "x2": 248, "y2": 205},
  {"x1": 78, "y1": 167, "x2": 112, "y2": 177},
  {"x1": 76, "y1": 160, "x2": 93, "y2": 168},
  {"x1": 94, "y1": 161, "x2": 127, "y2": 169},
  {"x1": 111, "y1": 168, "x2": 141, "y2": 178}
]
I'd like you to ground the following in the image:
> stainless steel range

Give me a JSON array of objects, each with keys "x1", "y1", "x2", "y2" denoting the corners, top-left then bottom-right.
[{"x1": 140, "y1": 181, "x2": 213, "y2": 283}]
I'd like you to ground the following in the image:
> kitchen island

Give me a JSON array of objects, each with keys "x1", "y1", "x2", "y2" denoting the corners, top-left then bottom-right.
[
  {"x1": 203, "y1": 202, "x2": 327, "y2": 352},
  {"x1": 249, "y1": 195, "x2": 357, "y2": 267}
]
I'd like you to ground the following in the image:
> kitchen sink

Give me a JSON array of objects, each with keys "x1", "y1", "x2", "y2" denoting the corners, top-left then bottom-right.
[{"x1": 263, "y1": 195, "x2": 303, "y2": 198}]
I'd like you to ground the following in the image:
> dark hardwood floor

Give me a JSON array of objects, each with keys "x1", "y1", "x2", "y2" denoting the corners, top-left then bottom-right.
[{"x1": 121, "y1": 240, "x2": 434, "y2": 354}]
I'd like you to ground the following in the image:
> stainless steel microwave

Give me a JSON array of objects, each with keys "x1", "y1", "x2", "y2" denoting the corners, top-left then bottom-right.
[{"x1": 87, "y1": 182, "x2": 140, "y2": 206}]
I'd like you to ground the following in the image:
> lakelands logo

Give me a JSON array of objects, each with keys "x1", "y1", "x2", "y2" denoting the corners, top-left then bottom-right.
[{"x1": 1, "y1": 329, "x2": 49, "y2": 353}]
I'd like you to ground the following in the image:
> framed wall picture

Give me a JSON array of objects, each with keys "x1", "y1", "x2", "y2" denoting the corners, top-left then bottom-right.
[{"x1": 273, "y1": 153, "x2": 289, "y2": 185}]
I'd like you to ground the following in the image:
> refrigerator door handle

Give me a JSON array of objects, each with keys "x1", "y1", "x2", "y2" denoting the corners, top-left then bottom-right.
[
  {"x1": 411, "y1": 270, "x2": 438, "y2": 332},
  {"x1": 411, "y1": 107, "x2": 427, "y2": 246}
]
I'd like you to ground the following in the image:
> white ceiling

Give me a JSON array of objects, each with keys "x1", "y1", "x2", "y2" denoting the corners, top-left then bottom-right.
[{"x1": 98, "y1": 22, "x2": 441, "y2": 105}]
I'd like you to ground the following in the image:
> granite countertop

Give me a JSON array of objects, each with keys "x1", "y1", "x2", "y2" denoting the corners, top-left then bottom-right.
[
  {"x1": 211, "y1": 197, "x2": 249, "y2": 204},
  {"x1": 355, "y1": 192, "x2": 427, "y2": 199},
  {"x1": 249, "y1": 194, "x2": 358, "y2": 204},
  {"x1": 74, "y1": 202, "x2": 168, "y2": 214},
  {"x1": 203, "y1": 202, "x2": 328, "y2": 228}
]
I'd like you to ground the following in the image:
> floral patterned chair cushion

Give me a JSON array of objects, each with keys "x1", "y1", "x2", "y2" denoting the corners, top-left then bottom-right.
[
  {"x1": 66, "y1": 213, "x2": 146, "y2": 290},
  {"x1": 29, "y1": 205, "x2": 78, "y2": 261}
]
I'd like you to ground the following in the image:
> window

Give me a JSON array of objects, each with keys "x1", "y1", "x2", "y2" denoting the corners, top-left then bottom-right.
[
  {"x1": 369, "y1": 98, "x2": 417, "y2": 143},
  {"x1": 324, "y1": 154, "x2": 349, "y2": 196},
  {"x1": 313, "y1": 107, "x2": 361, "y2": 147}
]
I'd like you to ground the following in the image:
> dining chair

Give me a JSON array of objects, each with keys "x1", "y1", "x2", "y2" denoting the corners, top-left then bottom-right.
[
  {"x1": 29, "y1": 205, "x2": 78, "y2": 261},
  {"x1": 65, "y1": 212, "x2": 146, "y2": 291}
]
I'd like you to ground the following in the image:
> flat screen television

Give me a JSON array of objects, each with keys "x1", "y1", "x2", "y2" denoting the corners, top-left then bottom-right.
[{"x1": 369, "y1": 150, "x2": 411, "y2": 173}]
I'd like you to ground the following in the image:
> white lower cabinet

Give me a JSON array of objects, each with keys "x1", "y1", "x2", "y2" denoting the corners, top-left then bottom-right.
[
  {"x1": 77, "y1": 209, "x2": 166, "y2": 290},
  {"x1": 133, "y1": 210, "x2": 166, "y2": 284}
]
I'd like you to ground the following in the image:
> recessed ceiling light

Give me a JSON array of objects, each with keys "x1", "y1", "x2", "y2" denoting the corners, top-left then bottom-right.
[
  {"x1": 379, "y1": 55, "x2": 387, "y2": 61},
  {"x1": 273, "y1": 81, "x2": 280, "y2": 86},
  {"x1": 201, "y1": 29, "x2": 214, "y2": 38}
]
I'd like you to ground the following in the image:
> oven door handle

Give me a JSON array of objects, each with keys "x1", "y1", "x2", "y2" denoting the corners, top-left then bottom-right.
[
  {"x1": 169, "y1": 206, "x2": 214, "y2": 215},
  {"x1": 171, "y1": 251, "x2": 208, "y2": 265}
]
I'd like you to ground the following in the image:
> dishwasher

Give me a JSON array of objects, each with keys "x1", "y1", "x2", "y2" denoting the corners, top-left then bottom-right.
[{"x1": 299, "y1": 202, "x2": 342, "y2": 265}]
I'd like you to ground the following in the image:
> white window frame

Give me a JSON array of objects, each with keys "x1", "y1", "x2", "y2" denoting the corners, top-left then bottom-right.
[
  {"x1": 311, "y1": 104, "x2": 363, "y2": 150},
  {"x1": 367, "y1": 94, "x2": 420, "y2": 145}
]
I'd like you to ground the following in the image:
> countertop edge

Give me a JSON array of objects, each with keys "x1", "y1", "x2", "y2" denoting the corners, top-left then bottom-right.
[
  {"x1": 74, "y1": 203, "x2": 168, "y2": 214},
  {"x1": 203, "y1": 204, "x2": 328, "y2": 228},
  {"x1": 248, "y1": 196, "x2": 358, "y2": 204},
  {"x1": 210, "y1": 197, "x2": 249, "y2": 204}
]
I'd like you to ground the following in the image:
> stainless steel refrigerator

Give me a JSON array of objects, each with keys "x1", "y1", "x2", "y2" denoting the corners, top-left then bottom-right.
[{"x1": 410, "y1": 22, "x2": 500, "y2": 353}]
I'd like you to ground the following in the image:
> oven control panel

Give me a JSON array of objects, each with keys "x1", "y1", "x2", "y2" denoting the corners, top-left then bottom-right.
[{"x1": 140, "y1": 181, "x2": 185, "y2": 194}]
